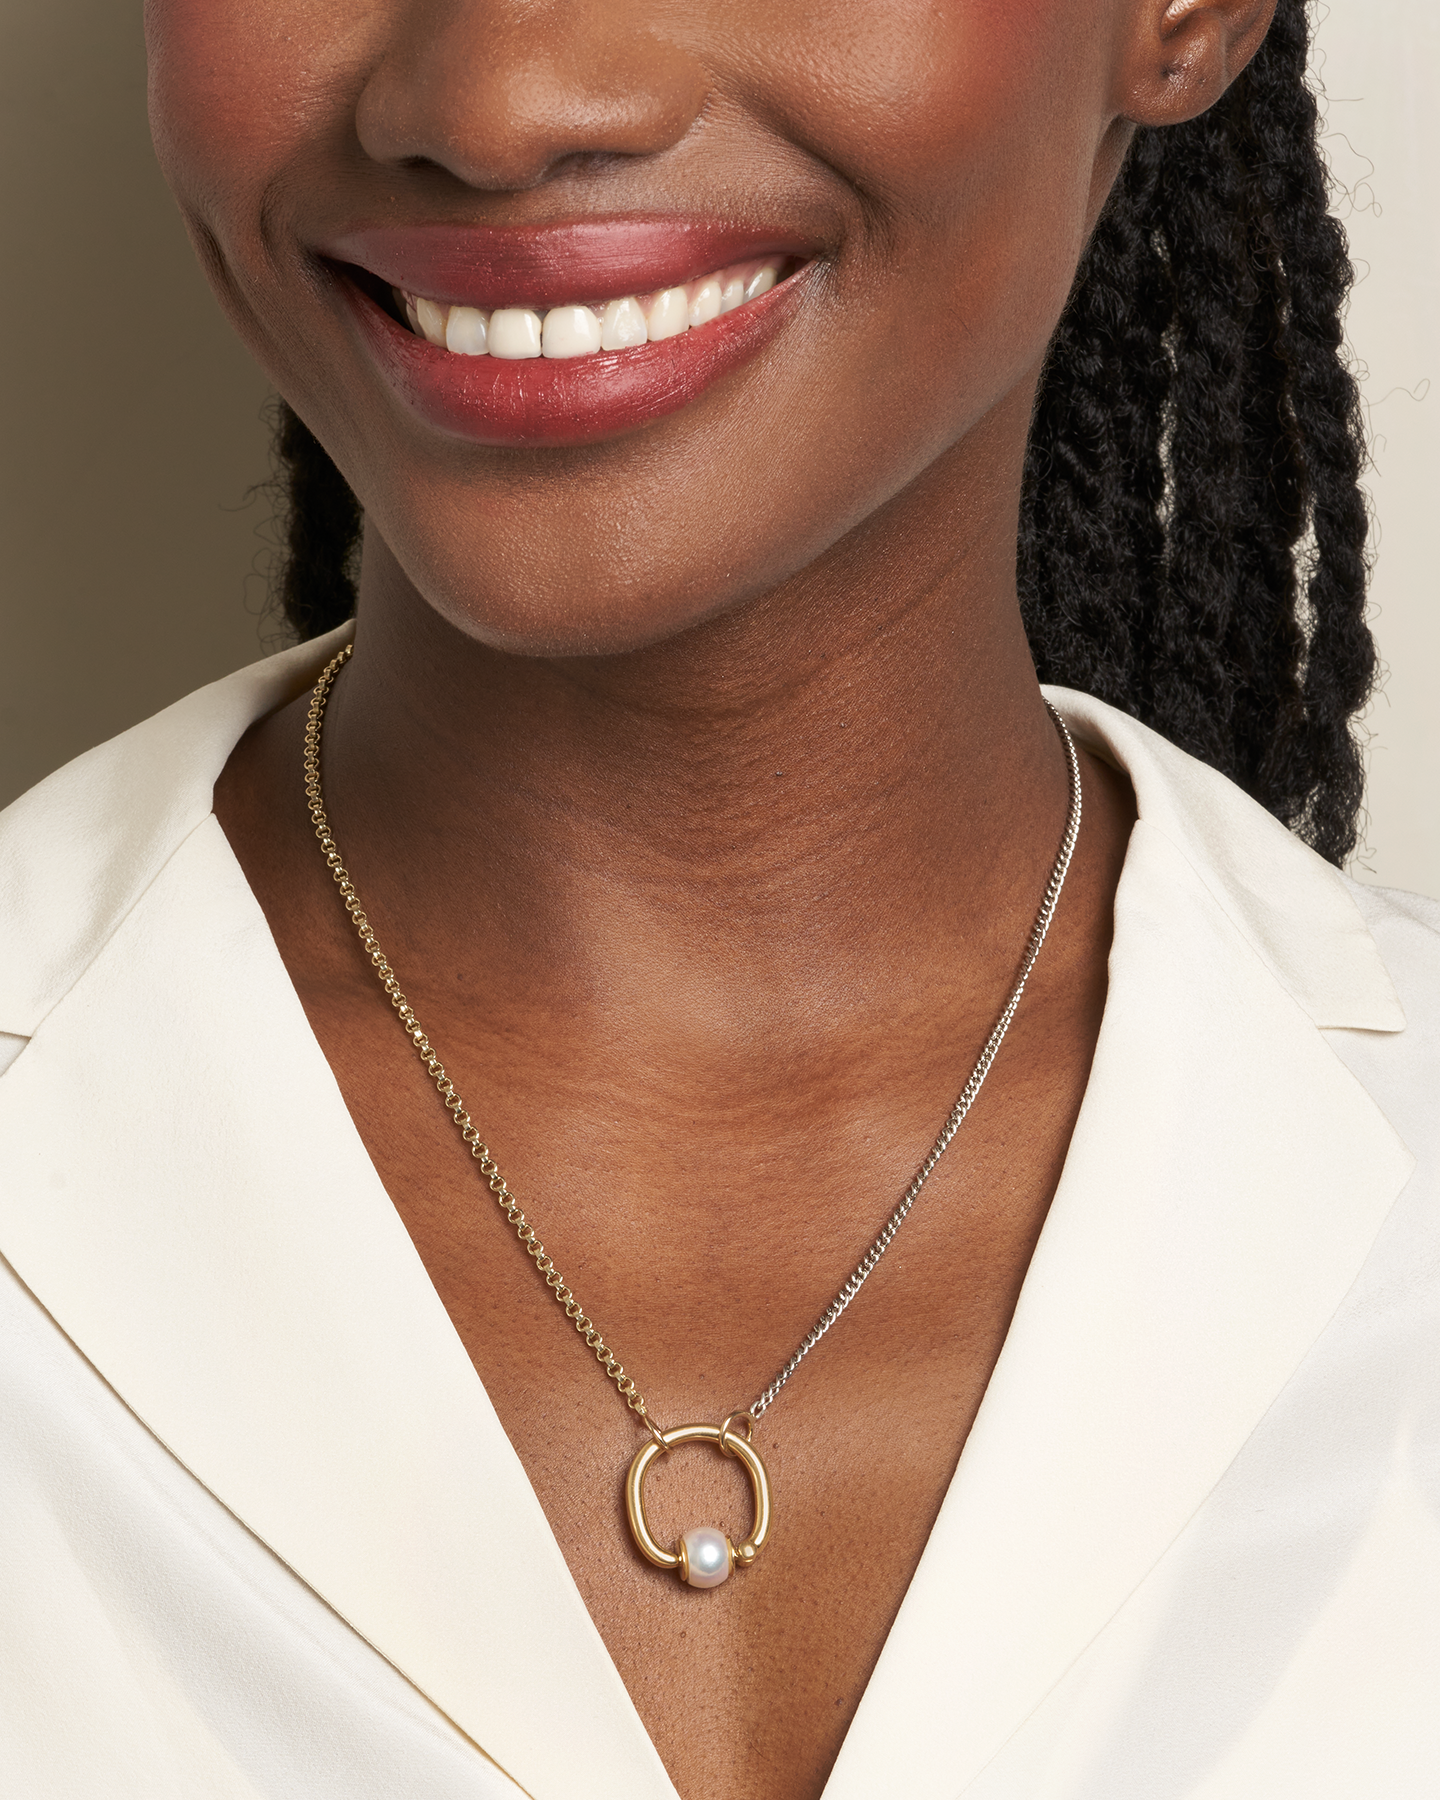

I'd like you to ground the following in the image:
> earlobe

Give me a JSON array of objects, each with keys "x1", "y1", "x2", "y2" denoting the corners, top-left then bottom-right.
[{"x1": 1120, "y1": 0, "x2": 1277, "y2": 128}]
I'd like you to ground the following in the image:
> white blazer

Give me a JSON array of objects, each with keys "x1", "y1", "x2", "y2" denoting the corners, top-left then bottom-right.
[{"x1": 1, "y1": 627, "x2": 1437, "y2": 1800}]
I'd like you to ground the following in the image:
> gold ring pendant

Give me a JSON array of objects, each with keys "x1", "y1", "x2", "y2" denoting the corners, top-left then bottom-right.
[{"x1": 625, "y1": 1415, "x2": 772, "y2": 1588}]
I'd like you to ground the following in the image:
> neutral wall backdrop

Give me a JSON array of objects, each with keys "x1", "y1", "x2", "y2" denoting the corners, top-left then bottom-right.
[{"x1": 2, "y1": 1, "x2": 1436, "y2": 892}]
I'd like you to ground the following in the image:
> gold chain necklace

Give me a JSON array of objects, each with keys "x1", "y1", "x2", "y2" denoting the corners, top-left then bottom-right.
[{"x1": 303, "y1": 643, "x2": 1082, "y2": 1589}]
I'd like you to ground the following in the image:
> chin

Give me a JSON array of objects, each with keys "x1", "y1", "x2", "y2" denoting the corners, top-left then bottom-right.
[
  {"x1": 362, "y1": 531, "x2": 748, "y2": 663},
  {"x1": 432, "y1": 594, "x2": 734, "y2": 661}
]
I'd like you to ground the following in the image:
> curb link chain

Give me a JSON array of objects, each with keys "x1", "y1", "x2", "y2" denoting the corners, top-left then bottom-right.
[{"x1": 749, "y1": 705, "x2": 1082, "y2": 1416}]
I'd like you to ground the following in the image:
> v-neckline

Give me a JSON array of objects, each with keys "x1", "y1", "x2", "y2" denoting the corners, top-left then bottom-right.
[{"x1": 0, "y1": 639, "x2": 1411, "y2": 1799}]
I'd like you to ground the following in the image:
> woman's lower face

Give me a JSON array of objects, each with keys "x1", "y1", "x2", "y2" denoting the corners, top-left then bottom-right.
[{"x1": 144, "y1": 0, "x2": 1136, "y2": 657}]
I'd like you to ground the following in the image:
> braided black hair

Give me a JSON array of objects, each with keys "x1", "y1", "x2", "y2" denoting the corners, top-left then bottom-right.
[
  {"x1": 269, "y1": 0, "x2": 1373, "y2": 864},
  {"x1": 1020, "y1": 0, "x2": 1372, "y2": 864}
]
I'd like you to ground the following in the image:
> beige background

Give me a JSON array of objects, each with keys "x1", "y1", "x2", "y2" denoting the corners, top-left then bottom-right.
[{"x1": 2, "y1": 1, "x2": 1436, "y2": 893}]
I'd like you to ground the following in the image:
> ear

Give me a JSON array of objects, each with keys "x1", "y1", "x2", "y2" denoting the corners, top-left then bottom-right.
[{"x1": 1118, "y1": 0, "x2": 1278, "y2": 127}]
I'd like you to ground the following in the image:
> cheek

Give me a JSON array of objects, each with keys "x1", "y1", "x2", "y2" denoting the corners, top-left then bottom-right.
[
  {"x1": 792, "y1": 0, "x2": 1110, "y2": 201},
  {"x1": 145, "y1": 0, "x2": 374, "y2": 226},
  {"x1": 146, "y1": 0, "x2": 284, "y2": 194},
  {"x1": 763, "y1": 0, "x2": 1115, "y2": 353}
]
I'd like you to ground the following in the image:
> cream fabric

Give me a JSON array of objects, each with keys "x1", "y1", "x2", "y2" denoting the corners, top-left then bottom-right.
[{"x1": 0, "y1": 627, "x2": 1436, "y2": 1799}]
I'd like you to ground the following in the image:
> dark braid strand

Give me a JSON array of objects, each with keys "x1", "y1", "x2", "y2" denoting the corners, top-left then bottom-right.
[
  {"x1": 1247, "y1": 0, "x2": 1373, "y2": 859},
  {"x1": 1021, "y1": 0, "x2": 1373, "y2": 864}
]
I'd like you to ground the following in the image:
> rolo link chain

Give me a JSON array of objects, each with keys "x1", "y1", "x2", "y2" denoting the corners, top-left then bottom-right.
[
  {"x1": 303, "y1": 643, "x2": 662, "y2": 1439},
  {"x1": 303, "y1": 640, "x2": 1083, "y2": 1441}
]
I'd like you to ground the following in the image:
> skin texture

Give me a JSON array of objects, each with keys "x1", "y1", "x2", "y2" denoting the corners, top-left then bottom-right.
[{"x1": 149, "y1": 0, "x2": 1274, "y2": 1794}]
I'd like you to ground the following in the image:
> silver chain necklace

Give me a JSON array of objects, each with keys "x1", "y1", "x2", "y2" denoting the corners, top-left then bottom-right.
[{"x1": 304, "y1": 643, "x2": 1083, "y2": 1589}]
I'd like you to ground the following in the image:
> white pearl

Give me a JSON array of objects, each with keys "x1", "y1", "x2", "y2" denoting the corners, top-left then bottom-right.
[{"x1": 682, "y1": 1527, "x2": 732, "y2": 1588}]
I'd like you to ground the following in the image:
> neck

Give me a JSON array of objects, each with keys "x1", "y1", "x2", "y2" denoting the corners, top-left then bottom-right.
[{"x1": 314, "y1": 434, "x2": 1073, "y2": 1058}]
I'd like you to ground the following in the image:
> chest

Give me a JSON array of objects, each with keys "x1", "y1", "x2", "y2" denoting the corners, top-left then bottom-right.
[{"x1": 304, "y1": 983, "x2": 1093, "y2": 1800}]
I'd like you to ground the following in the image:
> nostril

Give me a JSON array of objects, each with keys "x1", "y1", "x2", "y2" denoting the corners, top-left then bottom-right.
[{"x1": 549, "y1": 148, "x2": 645, "y2": 182}]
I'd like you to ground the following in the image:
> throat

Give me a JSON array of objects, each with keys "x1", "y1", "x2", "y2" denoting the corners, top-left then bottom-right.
[{"x1": 309, "y1": 566, "x2": 1075, "y2": 1060}]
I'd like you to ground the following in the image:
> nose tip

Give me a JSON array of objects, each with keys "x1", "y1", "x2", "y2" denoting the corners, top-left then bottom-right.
[{"x1": 355, "y1": 4, "x2": 709, "y2": 192}]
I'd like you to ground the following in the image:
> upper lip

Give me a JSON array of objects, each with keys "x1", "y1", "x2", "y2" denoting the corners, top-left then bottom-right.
[{"x1": 320, "y1": 217, "x2": 818, "y2": 309}]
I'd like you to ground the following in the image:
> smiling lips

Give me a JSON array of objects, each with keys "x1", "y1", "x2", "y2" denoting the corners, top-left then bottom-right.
[{"x1": 326, "y1": 221, "x2": 810, "y2": 449}]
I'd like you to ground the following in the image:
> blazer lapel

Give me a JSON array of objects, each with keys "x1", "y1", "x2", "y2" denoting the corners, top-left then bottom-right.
[
  {"x1": 823, "y1": 814, "x2": 1414, "y2": 1798},
  {"x1": 0, "y1": 816, "x2": 677, "y2": 1800}
]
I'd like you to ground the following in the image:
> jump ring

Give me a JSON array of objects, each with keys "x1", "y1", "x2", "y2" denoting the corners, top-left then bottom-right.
[{"x1": 718, "y1": 1410, "x2": 755, "y2": 1457}]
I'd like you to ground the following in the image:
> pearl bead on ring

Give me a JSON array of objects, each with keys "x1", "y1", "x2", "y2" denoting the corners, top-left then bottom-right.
[{"x1": 624, "y1": 1414, "x2": 772, "y2": 1587}]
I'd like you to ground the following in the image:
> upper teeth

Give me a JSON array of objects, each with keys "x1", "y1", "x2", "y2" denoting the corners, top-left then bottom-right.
[{"x1": 397, "y1": 258, "x2": 784, "y2": 359}]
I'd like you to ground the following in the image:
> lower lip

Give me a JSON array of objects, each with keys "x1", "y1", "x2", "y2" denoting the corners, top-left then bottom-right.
[{"x1": 338, "y1": 272, "x2": 806, "y2": 449}]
